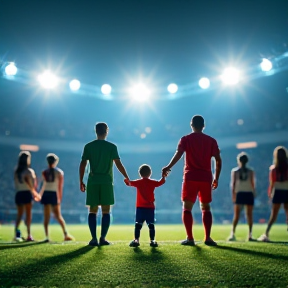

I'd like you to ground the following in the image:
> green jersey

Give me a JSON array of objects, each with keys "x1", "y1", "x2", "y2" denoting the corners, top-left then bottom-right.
[{"x1": 81, "y1": 139, "x2": 120, "y2": 184}]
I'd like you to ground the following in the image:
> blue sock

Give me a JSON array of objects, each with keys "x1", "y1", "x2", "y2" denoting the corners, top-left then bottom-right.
[
  {"x1": 101, "y1": 213, "x2": 110, "y2": 239},
  {"x1": 88, "y1": 213, "x2": 97, "y2": 240}
]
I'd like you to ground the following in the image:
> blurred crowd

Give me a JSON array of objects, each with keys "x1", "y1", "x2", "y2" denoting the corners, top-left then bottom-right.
[{"x1": 1, "y1": 142, "x2": 286, "y2": 224}]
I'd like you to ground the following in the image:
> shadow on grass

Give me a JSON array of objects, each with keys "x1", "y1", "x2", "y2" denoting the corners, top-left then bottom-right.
[
  {"x1": 216, "y1": 244, "x2": 288, "y2": 261},
  {"x1": 0, "y1": 245, "x2": 94, "y2": 286},
  {"x1": 0, "y1": 240, "x2": 47, "y2": 250}
]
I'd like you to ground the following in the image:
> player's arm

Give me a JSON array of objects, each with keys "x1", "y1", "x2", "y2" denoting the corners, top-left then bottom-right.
[
  {"x1": 230, "y1": 170, "x2": 236, "y2": 202},
  {"x1": 24, "y1": 171, "x2": 40, "y2": 201},
  {"x1": 268, "y1": 169, "x2": 274, "y2": 198},
  {"x1": 79, "y1": 160, "x2": 87, "y2": 192},
  {"x1": 57, "y1": 172, "x2": 64, "y2": 204},
  {"x1": 162, "y1": 150, "x2": 184, "y2": 177},
  {"x1": 39, "y1": 172, "x2": 46, "y2": 196},
  {"x1": 212, "y1": 153, "x2": 222, "y2": 189},
  {"x1": 114, "y1": 159, "x2": 129, "y2": 180},
  {"x1": 251, "y1": 170, "x2": 256, "y2": 197}
]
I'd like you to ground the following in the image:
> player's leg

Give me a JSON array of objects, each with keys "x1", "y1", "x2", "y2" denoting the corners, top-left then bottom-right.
[
  {"x1": 181, "y1": 181, "x2": 198, "y2": 245},
  {"x1": 24, "y1": 203, "x2": 33, "y2": 241},
  {"x1": 129, "y1": 208, "x2": 144, "y2": 247},
  {"x1": 198, "y1": 182, "x2": 216, "y2": 246},
  {"x1": 88, "y1": 206, "x2": 99, "y2": 246},
  {"x1": 15, "y1": 204, "x2": 24, "y2": 240},
  {"x1": 86, "y1": 182, "x2": 100, "y2": 246},
  {"x1": 284, "y1": 203, "x2": 288, "y2": 231},
  {"x1": 182, "y1": 201, "x2": 194, "y2": 243},
  {"x1": 43, "y1": 204, "x2": 51, "y2": 241},
  {"x1": 228, "y1": 204, "x2": 241, "y2": 241},
  {"x1": 99, "y1": 205, "x2": 111, "y2": 245},
  {"x1": 245, "y1": 205, "x2": 254, "y2": 240},
  {"x1": 99, "y1": 183, "x2": 114, "y2": 245},
  {"x1": 52, "y1": 204, "x2": 73, "y2": 241},
  {"x1": 146, "y1": 208, "x2": 157, "y2": 247},
  {"x1": 265, "y1": 203, "x2": 281, "y2": 238}
]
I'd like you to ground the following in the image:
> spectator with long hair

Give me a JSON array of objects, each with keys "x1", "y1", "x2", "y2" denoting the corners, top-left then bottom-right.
[
  {"x1": 258, "y1": 146, "x2": 288, "y2": 241},
  {"x1": 39, "y1": 153, "x2": 73, "y2": 242},
  {"x1": 228, "y1": 152, "x2": 256, "y2": 241},
  {"x1": 14, "y1": 151, "x2": 40, "y2": 241}
]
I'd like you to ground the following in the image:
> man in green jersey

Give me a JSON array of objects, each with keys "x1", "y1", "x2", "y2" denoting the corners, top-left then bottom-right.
[{"x1": 79, "y1": 122, "x2": 130, "y2": 246}]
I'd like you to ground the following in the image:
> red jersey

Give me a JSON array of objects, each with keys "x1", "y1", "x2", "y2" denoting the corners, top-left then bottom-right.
[
  {"x1": 177, "y1": 132, "x2": 220, "y2": 183},
  {"x1": 127, "y1": 178, "x2": 165, "y2": 208}
]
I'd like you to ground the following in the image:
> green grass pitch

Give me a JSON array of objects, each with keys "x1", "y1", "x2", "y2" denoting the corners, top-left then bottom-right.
[{"x1": 0, "y1": 224, "x2": 288, "y2": 288}]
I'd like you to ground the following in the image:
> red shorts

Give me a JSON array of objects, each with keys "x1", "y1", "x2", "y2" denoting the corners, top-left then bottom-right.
[{"x1": 181, "y1": 181, "x2": 212, "y2": 203}]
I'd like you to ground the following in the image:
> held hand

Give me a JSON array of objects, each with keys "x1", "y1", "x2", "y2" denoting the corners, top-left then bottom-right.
[
  {"x1": 33, "y1": 192, "x2": 41, "y2": 202},
  {"x1": 212, "y1": 179, "x2": 218, "y2": 190},
  {"x1": 124, "y1": 178, "x2": 131, "y2": 186},
  {"x1": 80, "y1": 182, "x2": 86, "y2": 192},
  {"x1": 162, "y1": 167, "x2": 171, "y2": 177}
]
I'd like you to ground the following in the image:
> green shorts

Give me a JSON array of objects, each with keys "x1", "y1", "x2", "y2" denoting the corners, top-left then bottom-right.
[{"x1": 86, "y1": 181, "x2": 114, "y2": 207}]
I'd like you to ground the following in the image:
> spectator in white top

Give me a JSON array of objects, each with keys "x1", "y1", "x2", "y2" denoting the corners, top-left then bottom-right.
[
  {"x1": 258, "y1": 146, "x2": 288, "y2": 242},
  {"x1": 39, "y1": 153, "x2": 74, "y2": 242},
  {"x1": 14, "y1": 151, "x2": 40, "y2": 242},
  {"x1": 228, "y1": 152, "x2": 256, "y2": 241}
]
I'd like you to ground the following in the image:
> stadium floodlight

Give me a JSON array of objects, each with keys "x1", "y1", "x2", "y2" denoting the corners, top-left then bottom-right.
[
  {"x1": 4, "y1": 62, "x2": 18, "y2": 76},
  {"x1": 198, "y1": 77, "x2": 210, "y2": 89},
  {"x1": 260, "y1": 58, "x2": 273, "y2": 72},
  {"x1": 220, "y1": 67, "x2": 240, "y2": 85},
  {"x1": 101, "y1": 84, "x2": 112, "y2": 95},
  {"x1": 167, "y1": 83, "x2": 178, "y2": 94},
  {"x1": 130, "y1": 83, "x2": 151, "y2": 101},
  {"x1": 69, "y1": 79, "x2": 81, "y2": 91},
  {"x1": 38, "y1": 71, "x2": 59, "y2": 89}
]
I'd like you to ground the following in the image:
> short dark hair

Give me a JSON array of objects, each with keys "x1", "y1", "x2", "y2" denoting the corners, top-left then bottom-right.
[
  {"x1": 95, "y1": 122, "x2": 108, "y2": 136},
  {"x1": 139, "y1": 164, "x2": 151, "y2": 177},
  {"x1": 191, "y1": 115, "x2": 205, "y2": 129}
]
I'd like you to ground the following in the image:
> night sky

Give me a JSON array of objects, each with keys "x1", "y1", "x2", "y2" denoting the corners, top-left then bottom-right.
[
  {"x1": 1, "y1": 0, "x2": 287, "y2": 85},
  {"x1": 0, "y1": 0, "x2": 288, "y2": 134}
]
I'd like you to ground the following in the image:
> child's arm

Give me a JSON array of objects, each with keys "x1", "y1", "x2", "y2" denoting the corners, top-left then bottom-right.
[
  {"x1": 124, "y1": 179, "x2": 138, "y2": 187},
  {"x1": 154, "y1": 177, "x2": 166, "y2": 187}
]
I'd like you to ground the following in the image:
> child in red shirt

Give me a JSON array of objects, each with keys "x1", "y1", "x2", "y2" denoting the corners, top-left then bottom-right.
[{"x1": 124, "y1": 164, "x2": 165, "y2": 247}]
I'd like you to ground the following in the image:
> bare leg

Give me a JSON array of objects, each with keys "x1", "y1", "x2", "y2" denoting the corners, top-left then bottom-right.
[
  {"x1": 52, "y1": 204, "x2": 67, "y2": 236},
  {"x1": 43, "y1": 205, "x2": 51, "y2": 239},
  {"x1": 24, "y1": 203, "x2": 33, "y2": 237},
  {"x1": 245, "y1": 205, "x2": 254, "y2": 238},
  {"x1": 15, "y1": 205, "x2": 24, "y2": 236},
  {"x1": 284, "y1": 203, "x2": 288, "y2": 230},
  {"x1": 265, "y1": 204, "x2": 281, "y2": 237},
  {"x1": 232, "y1": 205, "x2": 242, "y2": 234}
]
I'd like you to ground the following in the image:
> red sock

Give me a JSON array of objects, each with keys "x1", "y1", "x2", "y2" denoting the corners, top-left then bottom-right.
[
  {"x1": 202, "y1": 210, "x2": 212, "y2": 240},
  {"x1": 182, "y1": 209, "x2": 193, "y2": 240}
]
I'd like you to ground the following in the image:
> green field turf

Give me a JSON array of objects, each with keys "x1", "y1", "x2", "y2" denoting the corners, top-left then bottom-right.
[{"x1": 0, "y1": 224, "x2": 288, "y2": 288}]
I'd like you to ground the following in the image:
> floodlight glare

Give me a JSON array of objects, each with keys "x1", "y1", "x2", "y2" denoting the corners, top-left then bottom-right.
[
  {"x1": 101, "y1": 84, "x2": 112, "y2": 95},
  {"x1": 260, "y1": 58, "x2": 272, "y2": 72},
  {"x1": 221, "y1": 67, "x2": 240, "y2": 85},
  {"x1": 167, "y1": 83, "x2": 178, "y2": 94},
  {"x1": 198, "y1": 77, "x2": 210, "y2": 89},
  {"x1": 69, "y1": 79, "x2": 81, "y2": 91},
  {"x1": 38, "y1": 71, "x2": 58, "y2": 89},
  {"x1": 4, "y1": 63, "x2": 17, "y2": 76},
  {"x1": 130, "y1": 83, "x2": 150, "y2": 101}
]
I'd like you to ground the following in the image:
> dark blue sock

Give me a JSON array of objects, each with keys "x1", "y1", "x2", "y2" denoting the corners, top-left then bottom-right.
[
  {"x1": 88, "y1": 213, "x2": 97, "y2": 240},
  {"x1": 148, "y1": 223, "x2": 155, "y2": 241},
  {"x1": 101, "y1": 213, "x2": 110, "y2": 239},
  {"x1": 135, "y1": 223, "x2": 142, "y2": 239}
]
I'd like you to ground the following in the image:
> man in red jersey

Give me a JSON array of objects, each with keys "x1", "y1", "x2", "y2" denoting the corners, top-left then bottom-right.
[{"x1": 162, "y1": 115, "x2": 222, "y2": 246}]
